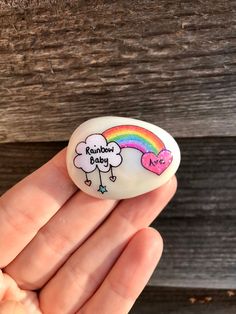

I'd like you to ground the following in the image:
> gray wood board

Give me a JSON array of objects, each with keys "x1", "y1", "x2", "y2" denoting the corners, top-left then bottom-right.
[
  {"x1": 150, "y1": 216, "x2": 236, "y2": 289},
  {"x1": 0, "y1": 137, "x2": 235, "y2": 288},
  {"x1": 131, "y1": 286, "x2": 236, "y2": 314},
  {"x1": 1, "y1": 138, "x2": 235, "y2": 217},
  {"x1": 1, "y1": 0, "x2": 236, "y2": 142}
]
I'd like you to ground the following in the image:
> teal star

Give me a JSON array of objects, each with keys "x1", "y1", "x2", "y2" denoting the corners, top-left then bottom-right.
[{"x1": 98, "y1": 185, "x2": 107, "y2": 194}]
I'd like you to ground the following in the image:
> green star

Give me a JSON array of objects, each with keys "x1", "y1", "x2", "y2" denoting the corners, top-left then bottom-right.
[{"x1": 98, "y1": 185, "x2": 108, "y2": 194}]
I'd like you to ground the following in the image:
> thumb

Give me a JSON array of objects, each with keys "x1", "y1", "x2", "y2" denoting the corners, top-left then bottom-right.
[{"x1": 0, "y1": 300, "x2": 26, "y2": 314}]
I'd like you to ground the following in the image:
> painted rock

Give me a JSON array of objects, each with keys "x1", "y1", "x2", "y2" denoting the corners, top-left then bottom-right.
[{"x1": 66, "y1": 116, "x2": 181, "y2": 200}]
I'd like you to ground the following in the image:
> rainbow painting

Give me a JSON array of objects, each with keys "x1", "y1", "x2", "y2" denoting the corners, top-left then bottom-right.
[
  {"x1": 74, "y1": 123, "x2": 173, "y2": 193},
  {"x1": 102, "y1": 125, "x2": 165, "y2": 155}
]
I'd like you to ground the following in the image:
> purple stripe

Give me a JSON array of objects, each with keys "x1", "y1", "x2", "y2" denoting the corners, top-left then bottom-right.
[{"x1": 119, "y1": 142, "x2": 147, "y2": 153}]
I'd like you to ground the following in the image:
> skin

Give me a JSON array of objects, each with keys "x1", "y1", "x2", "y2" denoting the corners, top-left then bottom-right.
[{"x1": 0, "y1": 148, "x2": 177, "y2": 314}]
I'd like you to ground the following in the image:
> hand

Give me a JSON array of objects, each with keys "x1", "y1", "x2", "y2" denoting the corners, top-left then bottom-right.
[{"x1": 0, "y1": 148, "x2": 177, "y2": 314}]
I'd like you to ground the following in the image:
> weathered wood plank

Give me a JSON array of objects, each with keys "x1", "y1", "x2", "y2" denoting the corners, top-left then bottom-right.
[
  {"x1": 151, "y1": 217, "x2": 236, "y2": 289},
  {"x1": 0, "y1": 142, "x2": 64, "y2": 194},
  {"x1": 0, "y1": 0, "x2": 236, "y2": 142},
  {"x1": 0, "y1": 137, "x2": 235, "y2": 288},
  {"x1": 131, "y1": 286, "x2": 236, "y2": 314},
  {"x1": 166, "y1": 137, "x2": 236, "y2": 218},
  {"x1": 1, "y1": 138, "x2": 235, "y2": 217}
]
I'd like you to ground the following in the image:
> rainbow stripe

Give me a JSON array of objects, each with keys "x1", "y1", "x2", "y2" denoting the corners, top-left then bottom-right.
[{"x1": 102, "y1": 125, "x2": 165, "y2": 155}]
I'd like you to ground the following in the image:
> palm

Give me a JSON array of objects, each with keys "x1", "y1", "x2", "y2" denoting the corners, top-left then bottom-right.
[{"x1": 0, "y1": 148, "x2": 176, "y2": 314}]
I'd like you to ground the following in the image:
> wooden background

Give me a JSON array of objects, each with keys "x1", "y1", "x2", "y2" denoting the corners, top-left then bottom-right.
[{"x1": 0, "y1": 0, "x2": 236, "y2": 313}]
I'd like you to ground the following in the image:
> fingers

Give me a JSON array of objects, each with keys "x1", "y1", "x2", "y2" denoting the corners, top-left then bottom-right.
[
  {"x1": 0, "y1": 270, "x2": 6, "y2": 300},
  {"x1": 0, "y1": 148, "x2": 77, "y2": 267},
  {"x1": 78, "y1": 228, "x2": 163, "y2": 314},
  {"x1": 6, "y1": 193, "x2": 118, "y2": 289},
  {"x1": 39, "y1": 176, "x2": 177, "y2": 314},
  {"x1": 0, "y1": 301, "x2": 26, "y2": 314}
]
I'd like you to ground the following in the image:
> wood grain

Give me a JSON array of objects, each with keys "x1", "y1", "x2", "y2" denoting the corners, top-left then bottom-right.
[
  {"x1": 0, "y1": 137, "x2": 235, "y2": 288},
  {"x1": 131, "y1": 286, "x2": 236, "y2": 314},
  {"x1": 1, "y1": 138, "x2": 235, "y2": 216},
  {"x1": 166, "y1": 137, "x2": 236, "y2": 218},
  {"x1": 0, "y1": 141, "x2": 65, "y2": 194},
  {"x1": 0, "y1": 0, "x2": 236, "y2": 142},
  {"x1": 151, "y1": 217, "x2": 236, "y2": 289}
]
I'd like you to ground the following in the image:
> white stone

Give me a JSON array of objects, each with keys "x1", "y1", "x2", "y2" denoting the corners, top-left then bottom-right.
[{"x1": 66, "y1": 116, "x2": 181, "y2": 200}]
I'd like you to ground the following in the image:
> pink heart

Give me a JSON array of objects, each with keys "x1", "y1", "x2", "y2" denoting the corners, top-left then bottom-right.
[{"x1": 141, "y1": 150, "x2": 173, "y2": 175}]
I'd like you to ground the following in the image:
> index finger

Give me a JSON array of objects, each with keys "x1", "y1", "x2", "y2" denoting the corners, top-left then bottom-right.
[{"x1": 0, "y1": 148, "x2": 77, "y2": 267}]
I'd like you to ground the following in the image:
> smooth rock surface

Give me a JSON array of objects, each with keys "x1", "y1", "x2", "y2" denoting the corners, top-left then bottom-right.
[{"x1": 66, "y1": 117, "x2": 181, "y2": 199}]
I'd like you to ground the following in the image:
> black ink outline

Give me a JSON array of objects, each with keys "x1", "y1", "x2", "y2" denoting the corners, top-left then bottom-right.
[
  {"x1": 141, "y1": 149, "x2": 173, "y2": 175},
  {"x1": 109, "y1": 166, "x2": 117, "y2": 182},
  {"x1": 84, "y1": 173, "x2": 91, "y2": 186},
  {"x1": 73, "y1": 133, "x2": 123, "y2": 174}
]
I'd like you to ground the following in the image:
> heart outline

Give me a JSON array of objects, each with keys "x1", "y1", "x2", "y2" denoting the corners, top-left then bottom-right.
[
  {"x1": 109, "y1": 176, "x2": 117, "y2": 182},
  {"x1": 84, "y1": 179, "x2": 92, "y2": 186}
]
